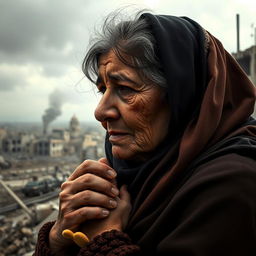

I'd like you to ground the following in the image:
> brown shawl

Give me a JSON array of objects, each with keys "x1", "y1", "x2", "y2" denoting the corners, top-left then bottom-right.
[{"x1": 128, "y1": 32, "x2": 256, "y2": 226}]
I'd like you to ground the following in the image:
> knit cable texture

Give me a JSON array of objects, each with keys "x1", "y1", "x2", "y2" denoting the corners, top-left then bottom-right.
[
  {"x1": 79, "y1": 230, "x2": 140, "y2": 256},
  {"x1": 34, "y1": 221, "x2": 55, "y2": 256}
]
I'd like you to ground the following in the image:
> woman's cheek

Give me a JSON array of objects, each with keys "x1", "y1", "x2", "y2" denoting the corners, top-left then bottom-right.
[{"x1": 132, "y1": 97, "x2": 156, "y2": 147}]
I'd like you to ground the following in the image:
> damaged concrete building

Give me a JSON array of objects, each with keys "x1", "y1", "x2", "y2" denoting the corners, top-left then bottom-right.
[{"x1": 0, "y1": 115, "x2": 103, "y2": 161}]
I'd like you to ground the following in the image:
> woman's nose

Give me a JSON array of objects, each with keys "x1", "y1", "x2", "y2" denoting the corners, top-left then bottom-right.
[{"x1": 94, "y1": 91, "x2": 120, "y2": 123}]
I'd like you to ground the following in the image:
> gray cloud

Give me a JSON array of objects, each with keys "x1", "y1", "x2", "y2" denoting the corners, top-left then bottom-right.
[
  {"x1": 0, "y1": 70, "x2": 27, "y2": 91},
  {"x1": 0, "y1": 0, "x2": 84, "y2": 53},
  {"x1": 0, "y1": 0, "x2": 98, "y2": 80}
]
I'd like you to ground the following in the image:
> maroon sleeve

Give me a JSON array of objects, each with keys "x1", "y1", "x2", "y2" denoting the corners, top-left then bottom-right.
[
  {"x1": 34, "y1": 221, "x2": 55, "y2": 256},
  {"x1": 78, "y1": 230, "x2": 140, "y2": 256},
  {"x1": 34, "y1": 222, "x2": 140, "y2": 256},
  {"x1": 34, "y1": 222, "x2": 79, "y2": 256}
]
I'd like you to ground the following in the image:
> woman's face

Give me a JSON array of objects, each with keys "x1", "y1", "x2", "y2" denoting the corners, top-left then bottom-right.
[{"x1": 95, "y1": 50, "x2": 170, "y2": 161}]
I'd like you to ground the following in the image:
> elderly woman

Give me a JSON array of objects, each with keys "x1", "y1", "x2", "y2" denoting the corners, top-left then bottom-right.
[{"x1": 34, "y1": 11, "x2": 256, "y2": 255}]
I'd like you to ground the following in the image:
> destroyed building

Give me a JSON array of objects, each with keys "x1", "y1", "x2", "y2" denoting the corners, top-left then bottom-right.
[
  {"x1": 0, "y1": 115, "x2": 104, "y2": 162},
  {"x1": 2, "y1": 133, "x2": 35, "y2": 157}
]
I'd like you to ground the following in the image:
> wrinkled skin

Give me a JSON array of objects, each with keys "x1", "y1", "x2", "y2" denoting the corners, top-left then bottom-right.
[
  {"x1": 49, "y1": 50, "x2": 170, "y2": 254},
  {"x1": 95, "y1": 50, "x2": 170, "y2": 161}
]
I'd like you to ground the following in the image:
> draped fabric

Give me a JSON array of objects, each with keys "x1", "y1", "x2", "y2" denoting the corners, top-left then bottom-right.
[{"x1": 105, "y1": 13, "x2": 256, "y2": 237}]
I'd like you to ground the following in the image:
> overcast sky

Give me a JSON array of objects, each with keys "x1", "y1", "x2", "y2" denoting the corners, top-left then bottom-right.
[{"x1": 0, "y1": 0, "x2": 255, "y2": 124}]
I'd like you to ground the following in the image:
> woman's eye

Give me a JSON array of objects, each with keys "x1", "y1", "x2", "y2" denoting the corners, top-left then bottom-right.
[{"x1": 117, "y1": 86, "x2": 136, "y2": 97}]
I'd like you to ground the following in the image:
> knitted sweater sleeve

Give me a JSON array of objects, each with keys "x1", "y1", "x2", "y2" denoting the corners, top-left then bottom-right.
[
  {"x1": 34, "y1": 222, "x2": 140, "y2": 256},
  {"x1": 34, "y1": 221, "x2": 55, "y2": 256},
  {"x1": 78, "y1": 230, "x2": 140, "y2": 256}
]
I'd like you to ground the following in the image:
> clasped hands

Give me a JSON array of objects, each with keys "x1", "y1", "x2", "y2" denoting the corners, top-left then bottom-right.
[{"x1": 49, "y1": 158, "x2": 131, "y2": 254}]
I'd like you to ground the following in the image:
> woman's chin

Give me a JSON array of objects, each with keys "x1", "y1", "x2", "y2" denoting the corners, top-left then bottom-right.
[
  {"x1": 112, "y1": 146, "x2": 132, "y2": 160},
  {"x1": 111, "y1": 145, "x2": 146, "y2": 162}
]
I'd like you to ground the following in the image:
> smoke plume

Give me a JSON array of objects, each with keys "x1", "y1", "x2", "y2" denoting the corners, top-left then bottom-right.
[{"x1": 42, "y1": 89, "x2": 64, "y2": 134}]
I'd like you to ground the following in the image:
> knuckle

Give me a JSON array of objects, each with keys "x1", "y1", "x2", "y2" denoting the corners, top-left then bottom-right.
[
  {"x1": 60, "y1": 180, "x2": 71, "y2": 190},
  {"x1": 102, "y1": 180, "x2": 111, "y2": 192},
  {"x1": 82, "y1": 159, "x2": 89, "y2": 166},
  {"x1": 94, "y1": 207, "x2": 104, "y2": 217},
  {"x1": 82, "y1": 190, "x2": 92, "y2": 202},
  {"x1": 102, "y1": 195, "x2": 109, "y2": 204},
  {"x1": 60, "y1": 182, "x2": 66, "y2": 190},
  {"x1": 59, "y1": 191, "x2": 65, "y2": 199},
  {"x1": 98, "y1": 194, "x2": 108, "y2": 206},
  {"x1": 59, "y1": 191, "x2": 67, "y2": 201},
  {"x1": 59, "y1": 202, "x2": 72, "y2": 217},
  {"x1": 83, "y1": 173, "x2": 93, "y2": 183},
  {"x1": 59, "y1": 191, "x2": 71, "y2": 203},
  {"x1": 78, "y1": 208, "x2": 89, "y2": 219},
  {"x1": 82, "y1": 159, "x2": 92, "y2": 168},
  {"x1": 59, "y1": 204, "x2": 68, "y2": 213}
]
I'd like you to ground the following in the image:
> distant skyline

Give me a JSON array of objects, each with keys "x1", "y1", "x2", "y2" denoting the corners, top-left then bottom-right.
[{"x1": 0, "y1": 0, "x2": 256, "y2": 122}]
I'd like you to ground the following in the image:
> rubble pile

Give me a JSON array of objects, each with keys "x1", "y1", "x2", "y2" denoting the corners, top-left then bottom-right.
[
  {"x1": 0, "y1": 189, "x2": 13, "y2": 206},
  {"x1": 0, "y1": 215, "x2": 36, "y2": 256}
]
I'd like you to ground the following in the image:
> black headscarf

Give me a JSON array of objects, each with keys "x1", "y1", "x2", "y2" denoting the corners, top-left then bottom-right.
[
  {"x1": 105, "y1": 13, "x2": 208, "y2": 191},
  {"x1": 141, "y1": 14, "x2": 208, "y2": 136}
]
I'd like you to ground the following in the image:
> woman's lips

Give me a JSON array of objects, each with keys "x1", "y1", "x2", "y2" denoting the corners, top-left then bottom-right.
[{"x1": 108, "y1": 131, "x2": 129, "y2": 142}]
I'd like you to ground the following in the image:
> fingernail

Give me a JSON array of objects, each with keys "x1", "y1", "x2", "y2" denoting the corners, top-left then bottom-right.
[
  {"x1": 107, "y1": 169, "x2": 116, "y2": 178},
  {"x1": 109, "y1": 199, "x2": 117, "y2": 208},
  {"x1": 102, "y1": 209, "x2": 110, "y2": 216},
  {"x1": 111, "y1": 187, "x2": 119, "y2": 196}
]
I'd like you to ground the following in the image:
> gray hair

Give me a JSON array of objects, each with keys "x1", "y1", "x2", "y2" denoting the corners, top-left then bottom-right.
[{"x1": 82, "y1": 11, "x2": 167, "y2": 88}]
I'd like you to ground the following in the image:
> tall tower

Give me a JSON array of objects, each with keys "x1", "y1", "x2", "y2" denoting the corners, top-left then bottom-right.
[{"x1": 69, "y1": 115, "x2": 81, "y2": 139}]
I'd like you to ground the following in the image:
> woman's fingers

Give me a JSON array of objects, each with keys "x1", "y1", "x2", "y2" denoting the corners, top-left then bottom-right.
[
  {"x1": 61, "y1": 173, "x2": 119, "y2": 197},
  {"x1": 118, "y1": 185, "x2": 132, "y2": 227},
  {"x1": 68, "y1": 159, "x2": 116, "y2": 182},
  {"x1": 69, "y1": 190, "x2": 118, "y2": 210},
  {"x1": 62, "y1": 206, "x2": 110, "y2": 228}
]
